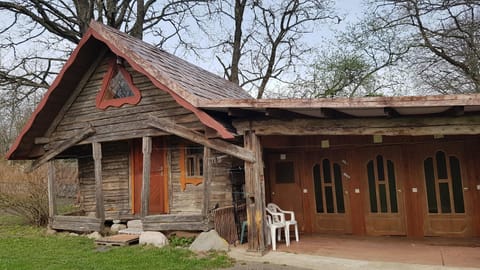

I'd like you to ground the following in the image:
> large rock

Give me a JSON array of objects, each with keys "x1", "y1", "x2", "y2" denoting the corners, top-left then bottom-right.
[
  {"x1": 87, "y1": 231, "x2": 102, "y2": 240},
  {"x1": 111, "y1": 223, "x2": 127, "y2": 234},
  {"x1": 189, "y1": 230, "x2": 229, "y2": 252},
  {"x1": 127, "y1": 220, "x2": 143, "y2": 230},
  {"x1": 139, "y1": 231, "x2": 169, "y2": 248}
]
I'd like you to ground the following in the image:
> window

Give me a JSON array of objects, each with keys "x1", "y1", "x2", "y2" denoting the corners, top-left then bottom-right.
[
  {"x1": 96, "y1": 57, "x2": 141, "y2": 109},
  {"x1": 313, "y1": 159, "x2": 345, "y2": 214},
  {"x1": 180, "y1": 145, "x2": 204, "y2": 191},
  {"x1": 186, "y1": 147, "x2": 203, "y2": 177},
  {"x1": 366, "y1": 155, "x2": 398, "y2": 214},
  {"x1": 424, "y1": 151, "x2": 465, "y2": 214}
]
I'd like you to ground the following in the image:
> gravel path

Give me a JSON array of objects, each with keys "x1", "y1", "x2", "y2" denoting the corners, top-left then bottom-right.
[{"x1": 222, "y1": 261, "x2": 309, "y2": 270}]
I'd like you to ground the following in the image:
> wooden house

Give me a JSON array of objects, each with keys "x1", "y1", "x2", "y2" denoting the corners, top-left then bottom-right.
[{"x1": 7, "y1": 21, "x2": 480, "y2": 253}]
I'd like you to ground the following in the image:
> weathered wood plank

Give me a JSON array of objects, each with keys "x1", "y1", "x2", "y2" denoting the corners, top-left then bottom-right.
[
  {"x1": 51, "y1": 215, "x2": 102, "y2": 232},
  {"x1": 47, "y1": 161, "x2": 57, "y2": 221},
  {"x1": 148, "y1": 115, "x2": 255, "y2": 162},
  {"x1": 141, "y1": 137, "x2": 152, "y2": 217},
  {"x1": 244, "y1": 131, "x2": 266, "y2": 253},
  {"x1": 234, "y1": 116, "x2": 480, "y2": 136},
  {"x1": 203, "y1": 147, "x2": 211, "y2": 217},
  {"x1": 142, "y1": 221, "x2": 210, "y2": 231},
  {"x1": 27, "y1": 126, "x2": 95, "y2": 172},
  {"x1": 92, "y1": 142, "x2": 105, "y2": 223},
  {"x1": 143, "y1": 214, "x2": 204, "y2": 223},
  {"x1": 198, "y1": 93, "x2": 480, "y2": 108}
]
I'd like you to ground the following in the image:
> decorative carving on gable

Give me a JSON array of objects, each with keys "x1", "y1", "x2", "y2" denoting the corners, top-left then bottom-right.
[{"x1": 96, "y1": 57, "x2": 141, "y2": 109}]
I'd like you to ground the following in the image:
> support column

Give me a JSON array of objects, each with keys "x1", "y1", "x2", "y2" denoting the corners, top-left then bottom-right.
[
  {"x1": 92, "y1": 142, "x2": 105, "y2": 223},
  {"x1": 47, "y1": 160, "x2": 57, "y2": 224},
  {"x1": 141, "y1": 136, "x2": 152, "y2": 217},
  {"x1": 244, "y1": 130, "x2": 266, "y2": 252},
  {"x1": 202, "y1": 147, "x2": 212, "y2": 218}
]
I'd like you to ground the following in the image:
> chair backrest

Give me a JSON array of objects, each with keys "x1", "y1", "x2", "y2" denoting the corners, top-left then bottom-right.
[
  {"x1": 267, "y1": 203, "x2": 281, "y2": 213},
  {"x1": 266, "y1": 205, "x2": 284, "y2": 224}
]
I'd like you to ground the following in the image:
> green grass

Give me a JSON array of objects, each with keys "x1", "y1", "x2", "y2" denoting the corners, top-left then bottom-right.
[{"x1": 0, "y1": 213, "x2": 233, "y2": 270}]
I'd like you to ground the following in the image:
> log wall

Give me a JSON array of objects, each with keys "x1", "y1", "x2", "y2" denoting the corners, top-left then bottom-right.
[{"x1": 78, "y1": 141, "x2": 132, "y2": 219}]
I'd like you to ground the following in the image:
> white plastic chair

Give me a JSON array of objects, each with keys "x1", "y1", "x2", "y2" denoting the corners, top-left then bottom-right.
[
  {"x1": 265, "y1": 207, "x2": 288, "y2": 250},
  {"x1": 267, "y1": 203, "x2": 299, "y2": 245}
]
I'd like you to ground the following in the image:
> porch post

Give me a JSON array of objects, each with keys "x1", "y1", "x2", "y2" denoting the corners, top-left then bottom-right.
[
  {"x1": 92, "y1": 142, "x2": 105, "y2": 223},
  {"x1": 202, "y1": 147, "x2": 212, "y2": 218},
  {"x1": 141, "y1": 136, "x2": 152, "y2": 217},
  {"x1": 47, "y1": 160, "x2": 57, "y2": 224},
  {"x1": 244, "y1": 130, "x2": 266, "y2": 252}
]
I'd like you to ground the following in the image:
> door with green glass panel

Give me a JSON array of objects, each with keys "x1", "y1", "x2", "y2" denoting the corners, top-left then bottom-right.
[
  {"x1": 360, "y1": 146, "x2": 406, "y2": 236},
  {"x1": 421, "y1": 143, "x2": 472, "y2": 237},
  {"x1": 309, "y1": 151, "x2": 352, "y2": 234}
]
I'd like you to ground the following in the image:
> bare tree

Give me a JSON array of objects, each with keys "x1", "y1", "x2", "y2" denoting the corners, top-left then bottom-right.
[
  {"x1": 369, "y1": 0, "x2": 480, "y2": 94},
  {"x1": 197, "y1": 0, "x2": 338, "y2": 98}
]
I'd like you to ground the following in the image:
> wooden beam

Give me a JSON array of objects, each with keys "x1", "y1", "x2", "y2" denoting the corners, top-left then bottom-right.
[
  {"x1": 92, "y1": 142, "x2": 105, "y2": 223},
  {"x1": 35, "y1": 137, "x2": 50, "y2": 145},
  {"x1": 141, "y1": 136, "x2": 152, "y2": 217},
  {"x1": 47, "y1": 161, "x2": 57, "y2": 224},
  {"x1": 198, "y1": 93, "x2": 480, "y2": 109},
  {"x1": 148, "y1": 115, "x2": 255, "y2": 162},
  {"x1": 203, "y1": 147, "x2": 212, "y2": 217},
  {"x1": 233, "y1": 115, "x2": 480, "y2": 136},
  {"x1": 244, "y1": 131, "x2": 266, "y2": 253},
  {"x1": 27, "y1": 125, "x2": 95, "y2": 172}
]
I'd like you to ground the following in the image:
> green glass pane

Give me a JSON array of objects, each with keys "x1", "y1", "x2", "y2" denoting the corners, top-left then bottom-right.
[
  {"x1": 333, "y1": 163, "x2": 345, "y2": 213},
  {"x1": 376, "y1": 155, "x2": 385, "y2": 181},
  {"x1": 387, "y1": 160, "x2": 398, "y2": 213},
  {"x1": 367, "y1": 160, "x2": 378, "y2": 213},
  {"x1": 449, "y1": 156, "x2": 465, "y2": 213},
  {"x1": 379, "y1": 184, "x2": 388, "y2": 213},
  {"x1": 323, "y1": 159, "x2": 332, "y2": 183},
  {"x1": 313, "y1": 164, "x2": 323, "y2": 213},
  {"x1": 439, "y1": 182, "x2": 452, "y2": 213},
  {"x1": 424, "y1": 158, "x2": 438, "y2": 213},
  {"x1": 325, "y1": 187, "x2": 334, "y2": 213},
  {"x1": 436, "y1": 151, "x2": 448, "y2": 179}
]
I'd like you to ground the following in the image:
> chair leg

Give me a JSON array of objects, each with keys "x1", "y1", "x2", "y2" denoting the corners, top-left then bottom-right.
[
  {"x1": 270, "y1": 228, "x2": 276, "y2": 251},
  {"x1": 294, "y1": 224, "x2": 299, "y2": 242},
  {"x1": 277, "y1": 228, "x2": 281, "y2": 241},
  {"x1": 240, "y1": 221, "x2": 248, "y2": 244},
  {"x1": 285, "y1": 225, "x2": 291, "y2": 247}
]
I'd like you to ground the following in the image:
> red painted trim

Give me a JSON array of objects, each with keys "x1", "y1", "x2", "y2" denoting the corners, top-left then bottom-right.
[
  {"x1": 88, "y1": 28, "x2": 234, "y2": 139},
  {"x1": 6, "y1": 30, "x2": 96, "y2": 159},
  {"x1": 95, "y1": 58, "x2": 141, "y2": 110}
]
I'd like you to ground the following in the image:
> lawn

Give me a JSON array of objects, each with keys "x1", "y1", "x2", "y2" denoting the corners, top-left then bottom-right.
[{"x1": 0, "y1": 213, "x2": 233, "y2": 270}]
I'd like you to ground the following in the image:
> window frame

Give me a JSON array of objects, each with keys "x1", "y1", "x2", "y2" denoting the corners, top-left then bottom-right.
[{"x1": 96, "y1": 58, "x2": 141, "y2": 110}]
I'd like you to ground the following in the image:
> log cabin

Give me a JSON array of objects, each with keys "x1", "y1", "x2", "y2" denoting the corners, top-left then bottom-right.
[{"x1": 6, "y1": 21, "x2": 480, "y2": 253}]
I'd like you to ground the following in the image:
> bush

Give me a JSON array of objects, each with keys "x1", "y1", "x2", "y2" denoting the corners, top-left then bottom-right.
[
  {"x1": 169, "y1": 235, "x2": 196, "y2": 248},
  {"x1": 0, "y1": 161, "x2": 49, "y2": 226}
]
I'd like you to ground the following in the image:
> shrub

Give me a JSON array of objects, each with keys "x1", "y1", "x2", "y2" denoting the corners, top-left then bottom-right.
[
  {"x1": 0, "y1": 161, "x2": 49, "y2": 226},
  {"x1": 169, "y1": 235, "x2": 196, "y2": 248}
]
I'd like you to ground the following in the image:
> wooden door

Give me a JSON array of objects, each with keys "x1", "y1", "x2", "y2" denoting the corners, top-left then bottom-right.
[
  {"x1": 359, "y1": 146, "x2": 406, "y2": 236},
  {"x1": 306, "y1": 150, "x2": 352, "y2": 234},
  {"x1": 132, "y1": 138, "x2": 168, "y2": 214},
  {"x1": 267, "y1": 152, "x2": 305, "y2": 231},
  {"x1": 418, "y1": 143, "x2": 472, "y2": 237}
]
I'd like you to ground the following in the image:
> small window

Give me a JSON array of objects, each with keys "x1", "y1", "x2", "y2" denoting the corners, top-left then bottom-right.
[
  {"x1": 186, "y1": 147, "x2": 204, "y2": 177},
  {"x1": 96, "y1": 57, "x2": 141, "y2": 109},
  {"x1": 275, "y1": 161, "x2": 295, "y2": 183}
]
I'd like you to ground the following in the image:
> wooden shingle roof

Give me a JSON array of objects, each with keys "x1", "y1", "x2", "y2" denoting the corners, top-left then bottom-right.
[{"x1": 90, "y1": 21, "x2": 251, "y2": 103}]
